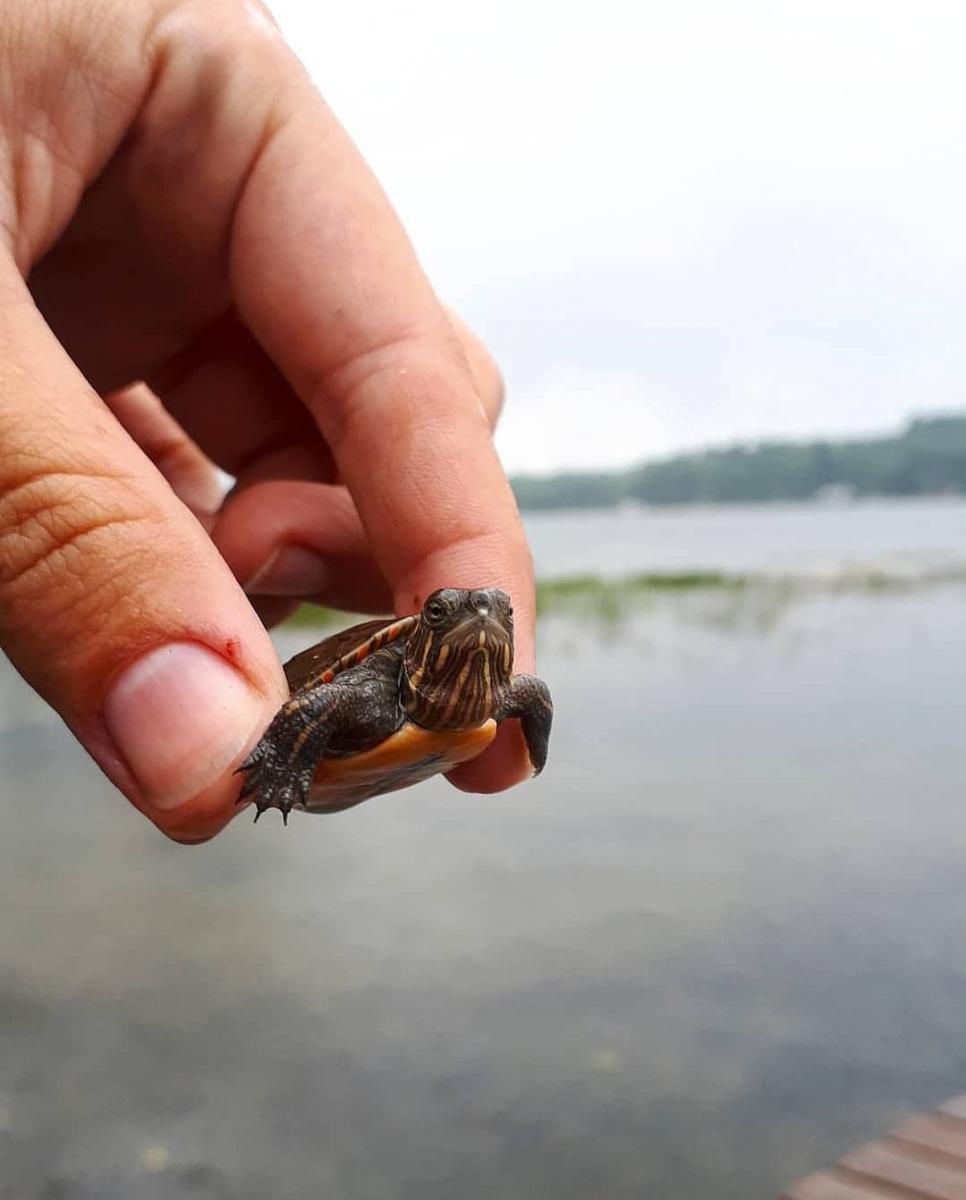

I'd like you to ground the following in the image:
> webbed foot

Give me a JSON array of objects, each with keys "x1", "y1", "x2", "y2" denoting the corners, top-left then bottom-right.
[
  {"x1": 499, "y1": 674, "x2": 554, "y2": 775},
  {"x1": 236, "y1": 698, "x2": 326, "y2": 824}
]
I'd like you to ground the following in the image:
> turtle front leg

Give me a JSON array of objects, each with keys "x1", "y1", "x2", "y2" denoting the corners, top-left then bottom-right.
[
  {"x1": 237, "y1": 686, "x2": 343, "y2": 823},
  {"x1": 498, "y1": 675, "x2": 554, "y2": 776}
]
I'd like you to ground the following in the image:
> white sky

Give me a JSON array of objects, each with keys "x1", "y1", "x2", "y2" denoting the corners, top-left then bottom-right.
[{"x1": 271, "y1": 0, "x2": 966, "y2": 474}]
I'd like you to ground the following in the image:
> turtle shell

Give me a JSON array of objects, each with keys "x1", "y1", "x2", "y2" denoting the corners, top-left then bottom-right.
[{"x1": 283, "y1": 615, "x2": 497, "y2": 813}]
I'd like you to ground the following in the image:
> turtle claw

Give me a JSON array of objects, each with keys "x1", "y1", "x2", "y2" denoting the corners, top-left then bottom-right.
[
  {"x1": 236, "y1": 722, "x2": 320, "y2": 826},
  {"x1": 235, "y1": 740, "x2": 274, "y2": 800}
]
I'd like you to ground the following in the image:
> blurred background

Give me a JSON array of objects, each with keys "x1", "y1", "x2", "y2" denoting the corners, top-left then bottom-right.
[{"x1": 5, "y1": 2, "x2": 966, "y2": 1197}]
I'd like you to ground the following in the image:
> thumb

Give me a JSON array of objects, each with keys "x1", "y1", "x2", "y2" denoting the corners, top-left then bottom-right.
[{"x1": 0, "y1": 270, "x2": 285, "y2": 842}]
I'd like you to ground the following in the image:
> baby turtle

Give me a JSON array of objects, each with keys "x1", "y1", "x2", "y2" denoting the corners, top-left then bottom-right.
[{"x1": 238, "y1": 587, "x2": 553, "y2": 822}]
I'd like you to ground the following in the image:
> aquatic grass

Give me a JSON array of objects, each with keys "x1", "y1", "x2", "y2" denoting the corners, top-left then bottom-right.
[
  {"x1": 536, "y1": 570, "x2": 747, "y2": 608},
  {"x1": 280, "y1": 565, "x2": 966, "y2": 634},
  {"x1": 535, "y1": 571, "x2": 758, "y2": 634},
  {"x1": 279, "y1": 572, "x2": 749, "y2": 632}
]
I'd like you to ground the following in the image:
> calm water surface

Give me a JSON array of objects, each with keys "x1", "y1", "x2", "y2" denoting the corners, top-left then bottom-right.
[
  {"x1": 527, "y1": 495, "x2": 966, "y2": 579},
  {"x1": 3, "y1": 500, "x2": 966, "y2": 1198}
]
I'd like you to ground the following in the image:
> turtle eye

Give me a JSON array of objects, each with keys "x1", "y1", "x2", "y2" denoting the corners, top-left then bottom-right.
[{"x1": 424, "y1": 598, "x2": 447, "y2": 625}]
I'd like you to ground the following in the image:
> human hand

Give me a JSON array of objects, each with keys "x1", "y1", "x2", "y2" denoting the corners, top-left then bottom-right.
[{"x1": 0, "y1": 0, "x2": 535, "y2": 842}]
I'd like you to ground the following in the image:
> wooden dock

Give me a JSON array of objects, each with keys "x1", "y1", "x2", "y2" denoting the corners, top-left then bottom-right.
[{"x1": 784, "y1": 1096, "x2": 966, "y2": 1199}]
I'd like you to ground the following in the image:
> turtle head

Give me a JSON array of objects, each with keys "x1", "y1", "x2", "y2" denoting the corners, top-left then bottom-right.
[{"x1": 402, "y1": 587, "x2": 514, "y2": 730}]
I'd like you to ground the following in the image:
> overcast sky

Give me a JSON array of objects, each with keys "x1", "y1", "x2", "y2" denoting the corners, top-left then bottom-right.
[{"x1": 271, "y1": 1, "x2": 966, "y2": 474}]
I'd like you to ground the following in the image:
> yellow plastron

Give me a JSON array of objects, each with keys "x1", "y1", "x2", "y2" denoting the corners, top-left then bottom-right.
[{"x1": 303, "y1": 719, "x2": 498, "y2": 813}]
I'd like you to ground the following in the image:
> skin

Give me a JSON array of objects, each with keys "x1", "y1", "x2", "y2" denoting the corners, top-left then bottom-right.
[{"x1": 0, "y1": 0, "x2": 536, "y2": 842}]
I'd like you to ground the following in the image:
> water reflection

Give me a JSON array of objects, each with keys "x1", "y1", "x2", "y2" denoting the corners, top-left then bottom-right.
[{"x1": 3, "y1": 580, "x2": 966, "y2": 1198}]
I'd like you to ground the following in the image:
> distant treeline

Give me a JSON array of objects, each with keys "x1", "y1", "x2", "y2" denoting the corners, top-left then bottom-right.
[{"x1": 510, "y1": 414, "x2": 966, "y2": 510}]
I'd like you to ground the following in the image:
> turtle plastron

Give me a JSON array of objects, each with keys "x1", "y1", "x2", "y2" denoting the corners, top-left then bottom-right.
[{"x1": 303, "y1": 720, "x2": 498, "y2": 813}]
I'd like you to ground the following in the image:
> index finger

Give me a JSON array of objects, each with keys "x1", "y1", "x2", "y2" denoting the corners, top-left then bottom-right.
[{"x1": 229, "y1": 53, "x2": 536, "y2": 789}]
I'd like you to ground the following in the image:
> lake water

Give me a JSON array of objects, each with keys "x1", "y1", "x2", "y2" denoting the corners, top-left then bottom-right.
[
  {"x1": 3, "y1": 498, "x2": 966, "y2": 1198},
  {"x1": 526, "y1": 495, "x2": 966, "y2": 580}
]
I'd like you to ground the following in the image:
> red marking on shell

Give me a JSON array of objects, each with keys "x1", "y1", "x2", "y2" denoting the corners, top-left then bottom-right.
[{"x1": 319, "y1": 615, "x2": 417, "y2": 683}]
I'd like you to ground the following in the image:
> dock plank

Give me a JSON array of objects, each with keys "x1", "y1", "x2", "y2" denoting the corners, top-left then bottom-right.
[
  {"x1": 940, "y1": 1098, "x2": 966, "y2": 1123},
  {"x1": 782, "y1": 1170, "x2": 905, "y2": 1199},
  {"x1": 842, "y1": 1139, "x2": 966, "y2": 1198},
  {"x1": 893, "y1": 1115, "x2": 966, "y2": 1163},
  {"x1": 783, "y1": 1099, "x2": 966, "y2": 1198}
]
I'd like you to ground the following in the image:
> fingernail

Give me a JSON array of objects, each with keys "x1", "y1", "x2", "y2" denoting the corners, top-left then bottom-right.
[
  {"x1": 104, "y1": 642, "x2": 267, "y2": 809},
  {"x1": 244, "y1": 545, "x2": 331, "y2": 597}
]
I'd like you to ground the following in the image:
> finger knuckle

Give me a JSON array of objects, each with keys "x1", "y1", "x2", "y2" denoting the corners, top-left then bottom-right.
[
  {"x1": 314, "y1": 333, "x2": 487, "y2": 456},
  {"x1": 148, "y1": 0, "x2": 290, "y2": 74},
  {"x1": 475, "y1": 348, "x2": 505, "y2": 425}
]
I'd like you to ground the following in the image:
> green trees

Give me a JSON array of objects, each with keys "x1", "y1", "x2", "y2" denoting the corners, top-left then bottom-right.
[{"x1": 511, "y1": 415, "x2": 966, "y2": 510}]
